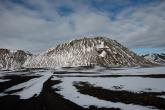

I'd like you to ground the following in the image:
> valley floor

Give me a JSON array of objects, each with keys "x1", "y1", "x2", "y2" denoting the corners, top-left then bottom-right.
[{"x1": 0, "y1": 66, "x2": 165, "y2": 110}]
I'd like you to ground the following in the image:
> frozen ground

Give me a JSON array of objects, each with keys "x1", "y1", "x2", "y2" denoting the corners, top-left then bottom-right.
[
  {"x1": 52, "y1": 76, "x2": 157, "y2": 110},
  {"x1": 53, "y1": 77, "x2": 165, "y2": 93},
  {"x1": 0, "y1": 66, "x2": 165, "y2": 110}
]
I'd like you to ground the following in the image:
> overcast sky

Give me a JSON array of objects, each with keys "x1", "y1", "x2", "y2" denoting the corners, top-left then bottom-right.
[{"x1": 0, "y1": 0, "x2": 165, "y2": 54}]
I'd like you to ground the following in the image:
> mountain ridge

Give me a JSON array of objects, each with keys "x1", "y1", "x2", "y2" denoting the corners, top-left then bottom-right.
[
  {"x1": 0, "y1": 48, "x2": 32, "y2": 69},
  {"x1": 0, "y1": 37, "x2": 157, "y2": 69},
  {"x1": 24, "y1": 37, "x2": 155, "y2": 68},
  {"x1": 142, "y1": 53, "x2": 165, "y2": 65}
]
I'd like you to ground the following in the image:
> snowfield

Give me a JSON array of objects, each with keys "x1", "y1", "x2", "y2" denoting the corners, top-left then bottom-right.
[
  {"x1": 4, "y1": 71, "x2": 53, "y2": 99},
  {"x1": 52, "y1": 76, "x2": 157, "y2": 110},
  {"x1": 0, "y1": 66, "x2": 165, "y2": 110}
]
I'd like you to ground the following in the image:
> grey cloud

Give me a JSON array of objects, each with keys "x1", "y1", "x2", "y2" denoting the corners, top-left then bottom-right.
[{"x1": 0, "y1": 0, "x2": 165, "y2": 53}]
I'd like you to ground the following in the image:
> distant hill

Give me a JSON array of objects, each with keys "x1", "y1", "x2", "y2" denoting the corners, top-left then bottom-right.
[
  {"x1": 0, "y1": 48, "x2": 32, "y2": 69},
  {"x1": 142, "y1": 53, "x2": 165, "y2": 65}
]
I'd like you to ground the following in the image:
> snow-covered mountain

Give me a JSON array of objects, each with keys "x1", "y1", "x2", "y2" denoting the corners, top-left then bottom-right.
[
  {"x1": 0, "y1": 48, "x2": 32, "y2": 69},
  {"x1": 142, "y1": 53, "x2": 165, "y2": 65},
  {"x1": 24, "y1": 37, "x2": 154, "y2": 68},
  {"x1": 0, "y1": 37, "x2": 156, "y2": 69}
]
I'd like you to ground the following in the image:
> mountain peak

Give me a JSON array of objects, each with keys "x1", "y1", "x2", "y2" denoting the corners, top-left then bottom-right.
[
  {"x1": 24, "y1": 37, "x2": 155, "y2": 68},
  {"x1": 0, "y1": 37, "x2": 157, "y2": 69}
]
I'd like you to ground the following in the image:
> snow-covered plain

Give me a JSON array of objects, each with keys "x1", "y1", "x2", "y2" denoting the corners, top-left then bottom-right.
[
  {"x1": 0, "y1": 66, "x2": 164, "y2": 110},
  {"x1": 51, "y1": 66, "x2": 165, "y2": 110},
  {"x1": 158, "y1": 95, "x2": 165, "y2": 99},
  {"x1": 52, "y1": 76, "x2": 157, "y2": 110},
  {"x1": 1, "y1": 71, "x2": 52, "y2": 99},
  {"x1": 0, "y1": 79, "x2": 10, "y2": 82},
  {"x1": 53, "y1": 76, "x2": 165, "y2": 93},
  {"x1": 110, "y1": 66, "x2": 165, "y2": 75},
  {"x1": 53, "y1": 66, "x2": 165, "y2": 77}
]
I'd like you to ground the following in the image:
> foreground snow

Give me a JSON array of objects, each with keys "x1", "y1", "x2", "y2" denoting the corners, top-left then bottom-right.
[
  {"x1": 53, "y1": 76, "x2": 165, "y2": 93},
  {"x1": 53, "y1": 66, "x2": 165, "y2": 77},
  {"x1": 0, "y1": 79, "x2": 10, "y2": 82},
  {"x1": 51, "y1": 66, "x2": 165, "y2": 110},
  {"x1": 52, "y1": 76, "x2": 157, "y2": 110},
  {"x1": 0, "y1": 66, "x2": 164, "y2": 109},
  {"x1": 110, "y1": 66, "x2": 165, "y2": 75},
  {"x1": 1, "y1": 71, "x2": 52, "y2": 99}
]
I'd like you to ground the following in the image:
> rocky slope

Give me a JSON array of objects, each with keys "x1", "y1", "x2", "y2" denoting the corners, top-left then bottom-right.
[
  {"x1": 142, "y1": 53, "x2": 165, "y2": 65},
  {"x1": 0, "y1": 48, "x2": 32, "y2": 69},
  {"x1": 23, "y1": 37, "x2": 154, "y2": 68}
]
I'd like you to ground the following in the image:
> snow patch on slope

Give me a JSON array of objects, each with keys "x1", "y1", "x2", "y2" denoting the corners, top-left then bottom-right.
[{"x1": 99, "y1": 51, "x2": 107, "y2": 57}]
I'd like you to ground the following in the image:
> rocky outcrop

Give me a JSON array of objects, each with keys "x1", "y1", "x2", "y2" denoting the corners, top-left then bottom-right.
[{"x1": 0, "y1": 48, "x2": 32, "y2": 69}]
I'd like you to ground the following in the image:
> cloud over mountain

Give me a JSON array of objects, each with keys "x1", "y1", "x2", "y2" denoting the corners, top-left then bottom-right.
[{"x1": 0, "y1": 0, "x2": 165, "y2": 53}]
